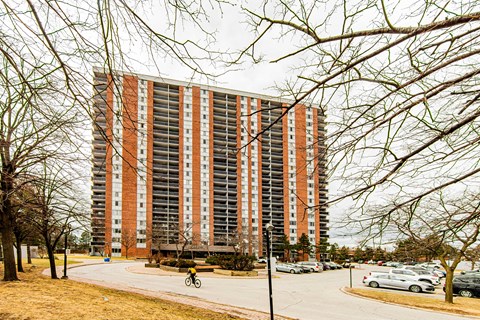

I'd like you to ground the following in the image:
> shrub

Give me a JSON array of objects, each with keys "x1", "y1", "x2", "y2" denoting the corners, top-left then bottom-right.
[
  {"x1": 217, "y1": 255, "x2": 256, "y2": 271},
  {"x1": 205, "y1": 256, "x2": 221, "y2": 265},
  {"x1": 176, "y1": 259, "x2": 196, "y2": 268},
  {"x1": 160, "y1": 259, "x2": 196, "y2": 268}
]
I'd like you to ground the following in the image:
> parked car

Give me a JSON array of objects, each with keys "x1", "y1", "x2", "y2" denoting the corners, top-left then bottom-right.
[
  {"x1": 320, "y1": 262, "x2": 331, "y2": 270},
  {"x1": 398, "y1": 265, "x2": 445, "y2": 278},
  {"x1": 257, "y1": 258, "x2": 267, "y2": 264},
  {"x1": 363, "y1": 274, "x2": 435, "y2": 293},
  {"x1": 448, "y1": 275, "x2": 480, "y2": 297},
  {"x1": 418, "y1": 262, "x2": 442, "y2": 269},
  {"x1": 424, "y1": 267, "x2": 446, "y2": 278},
  {"x1": 326, "y1": 262, "x2": 339, "y2": 270},
  {"x1": 461, "y1": 269, "x2": 480, "y2": 275},
  {"x1": 276, "y1": 263, "x2": 303, "y2": 274},
  {"x1": 292, "y1": 264, "x2": 312, "y2": 273},
  {"x1": 383, "y1": 261, "x2": 402, "y2": 268},
  {"x1": 297, "y1": 261, "x2": 323, "y2": 273},
  {"x1": 388, "y1": 268, "x2": 440, "y2": 285}
]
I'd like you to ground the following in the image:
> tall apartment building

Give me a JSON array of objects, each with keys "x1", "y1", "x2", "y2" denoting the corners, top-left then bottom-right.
[{"x1": 91, "y1": 69, "x2": 329, "y2": 258}]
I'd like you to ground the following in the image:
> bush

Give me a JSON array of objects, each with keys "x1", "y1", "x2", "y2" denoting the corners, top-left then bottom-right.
[
  {"x1": 217, "y1": 255, "x2": 256, "y2": 271},
  {"x1": 205, "y1": 256, "x2": 221, "y2": 265},
  {"x1": 176, "y1": 259, "x2": 196, "y2": 268},
  {"x1": 160, "y1": 259, "x2": 196, "y2": 268}
]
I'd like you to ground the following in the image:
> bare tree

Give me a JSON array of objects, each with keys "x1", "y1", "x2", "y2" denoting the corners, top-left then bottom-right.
[
  {"x1": 238, "y1": 1, "x2": 480, "y2": 213},
  {"x1": 0, "y1": 57, "x2": 88, "y2": 280},
  {"x1": 236, "y1": 2, "x2": 480, "y2": 303},
  {"x1": 464, "y1": 245, "x2": 480, "y2": 271},
  {"x1": 120, "y1": 228, "x2": 137, "y2": 260},
  {"x1": 26, "y1": 162, "x2": 89, "y2": 279},
  {"x1": 366, "y1": 191, "x2": 480, "y2": 303}
]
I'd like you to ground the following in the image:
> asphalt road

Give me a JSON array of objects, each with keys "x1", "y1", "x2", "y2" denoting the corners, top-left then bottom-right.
[{"x1": 68, "y1": 263, "x2": 468, "y2": 320}]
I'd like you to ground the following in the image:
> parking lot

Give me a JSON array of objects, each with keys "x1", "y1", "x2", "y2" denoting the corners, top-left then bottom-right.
[{"x1": 67, "y1": 262, "x2": 463, "y2": 320}]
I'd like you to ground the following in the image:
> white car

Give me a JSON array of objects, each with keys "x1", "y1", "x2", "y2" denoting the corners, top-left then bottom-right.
[
  {"x1": 363, "y1": 274, "x2": 435, "y2": 293},
  {"x1": 390, "y1": 268, "x2": 440, "y2": 285},
  {"x1": 276, "y1": 263, "x2": 303, "y2": 274},
  {"x1": 400, "y1": 265, "x2": 445, "y2": 278},
  {"x1": 297, "y1": 261, "x2": 323, "y2": 273}
]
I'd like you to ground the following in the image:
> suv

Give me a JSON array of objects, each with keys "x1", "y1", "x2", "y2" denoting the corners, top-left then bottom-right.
[
  {"x1": 390, "y1": 268, "x2": 440, "y2": 285},
  {"x1": 451, "y1": 276, "x2": 480, "y2": 297},
  {"x1": 298, "y1": 261, "x2": 323, "y2": 273}
]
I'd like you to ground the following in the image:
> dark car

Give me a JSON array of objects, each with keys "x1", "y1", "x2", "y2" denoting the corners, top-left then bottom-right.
[
  {"x1": 320, "y1": 262, "x2": 331, "y2": 270},
  {"x1": 461, "y1": 269, "x2": 480, "y2": 275},
  {"x1": 449, "y1": 276, "x2": 480, "y2": 298}
]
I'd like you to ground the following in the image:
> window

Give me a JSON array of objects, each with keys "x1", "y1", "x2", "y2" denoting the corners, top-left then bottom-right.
[{"x1": 115, "y1": 201, "x2": 119, "y2": 206}]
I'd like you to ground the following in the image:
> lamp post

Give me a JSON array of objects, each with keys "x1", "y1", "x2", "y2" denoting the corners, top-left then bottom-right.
[
  {"x1": 265, "y1": 223, "x2": 274, "y2": 320},
  {"x1": 61, "y1": 224, "x2": 70, "y2": 279}
]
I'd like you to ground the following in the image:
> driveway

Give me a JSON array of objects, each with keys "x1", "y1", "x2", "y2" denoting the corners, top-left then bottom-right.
[{"x1": 68, "y1": 262, "x2": 465, "y2": 320}]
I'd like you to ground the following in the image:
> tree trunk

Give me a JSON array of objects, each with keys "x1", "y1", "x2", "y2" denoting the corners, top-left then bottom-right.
[
  {"x1": 26, "y1": 243, "x2": 32, "y2": 264},
  {"x1": 0, "y1": 225, "x2": 18, "y2": 281},
  {"x1": 444, "y1": 267, "x2": 454, "y2": 303},
  {"x1": 15, "y1": 237, "x2": 23, "y2": 272},
  {"x1": 46, "y1": 243, "x2": 58, "y2": 279}
]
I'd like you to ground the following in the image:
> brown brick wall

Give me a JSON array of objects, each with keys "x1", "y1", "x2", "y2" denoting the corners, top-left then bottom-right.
[
  {"x1": 313, "y1": 109, "x2": 320, "y2": 259},
  {"x1": 295, "y1": 105, "x2": 308, "y2": 240},
  {"x1": 121, "y1": 75, "x2": 138, "y2": 258}
]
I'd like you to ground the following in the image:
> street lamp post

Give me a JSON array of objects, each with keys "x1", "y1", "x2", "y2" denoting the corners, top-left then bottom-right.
[
  {"x1": 61, "y1": 225, "x2": 70, "y2": 279},
  {"x1": 265, "y1": 223, "x2": 275, "y2": 320}
]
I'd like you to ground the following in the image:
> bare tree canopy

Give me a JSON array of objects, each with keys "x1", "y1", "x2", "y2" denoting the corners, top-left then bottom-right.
[{"x1": 238, "y1": 0, "x2": 480, "y2": 223}]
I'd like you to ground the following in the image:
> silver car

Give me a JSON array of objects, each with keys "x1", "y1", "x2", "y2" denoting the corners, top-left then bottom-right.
[
  {"x1": 363, "y1": 274, "x2": 435, "y2": 293},
  {"x1": 298, "y1": 261, "x2": 323, "y2": 273},
  {"x1": 276, "y1": 263, "x2": 303, "y2": 274}
]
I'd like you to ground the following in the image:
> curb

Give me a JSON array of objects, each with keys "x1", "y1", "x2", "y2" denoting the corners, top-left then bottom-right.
[{"x1": 340, "y1": 286, "x2": 480, "y2": 319}]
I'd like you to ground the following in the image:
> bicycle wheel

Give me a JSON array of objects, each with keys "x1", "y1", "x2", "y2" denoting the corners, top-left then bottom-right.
[
  {"x1": 185, "y1": 277, "x2": 192, "y2": 286},
  {"x1": 194, "y1": 278, "x2": 201, "y2": 288}
]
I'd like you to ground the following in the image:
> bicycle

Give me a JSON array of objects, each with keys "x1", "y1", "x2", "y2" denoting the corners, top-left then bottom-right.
[{"x1": 185, "y1": 275, "x2": 201, "y2": 288}]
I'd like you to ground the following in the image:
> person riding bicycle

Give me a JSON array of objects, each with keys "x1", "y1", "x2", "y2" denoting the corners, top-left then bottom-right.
[{"x1": 187, "y1": 266, "x2": 197, "y2": 283}]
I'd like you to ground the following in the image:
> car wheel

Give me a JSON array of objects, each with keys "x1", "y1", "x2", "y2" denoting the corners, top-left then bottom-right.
[
  {"x1": 409, "y1": 285, "x2": 422, "y2": 293},
  {"x1": 310, "y1": 268, "x2": 315, "y2": 272},
  {"x1": 369, "y1": 281, "x2": 379, "y2": 288},
  {"x1": 290, "y1": 269, "x2": 295, "y2": 274},
  {"x1": 459, "y1": 289, "x2": 474, "y2": 298}
]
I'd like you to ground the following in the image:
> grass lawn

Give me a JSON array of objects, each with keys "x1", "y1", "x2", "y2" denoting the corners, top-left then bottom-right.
[
  {"x1": 0, "y1": 262, "x2": 243, "y2": 320},
  {"x1": 346, "y1": 287, "x2": 480, "y2": 317}
]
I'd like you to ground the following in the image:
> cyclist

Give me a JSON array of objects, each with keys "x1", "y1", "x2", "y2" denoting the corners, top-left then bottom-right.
[{"x1": 187, "y1": 266, "x2": 197, "y2": 284}]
